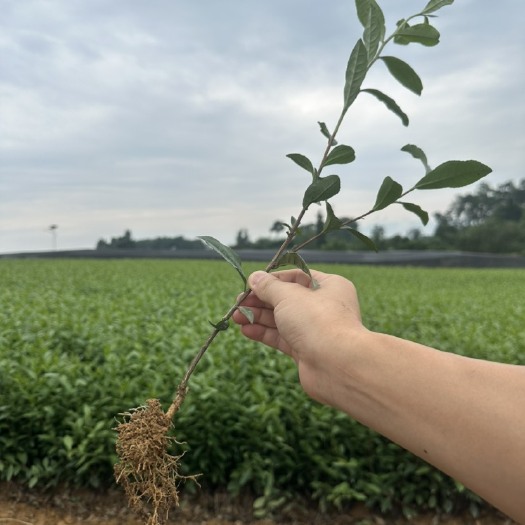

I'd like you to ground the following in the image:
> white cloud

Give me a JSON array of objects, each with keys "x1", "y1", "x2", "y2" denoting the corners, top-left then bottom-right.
[{"x1": 1, "y1": 0, "x2": 524, "y2": 252}]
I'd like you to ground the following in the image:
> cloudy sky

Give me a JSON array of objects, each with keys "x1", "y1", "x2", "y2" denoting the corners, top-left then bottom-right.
[{"x1": 1, "y1": 0, "x2": 524, "y2": 253}]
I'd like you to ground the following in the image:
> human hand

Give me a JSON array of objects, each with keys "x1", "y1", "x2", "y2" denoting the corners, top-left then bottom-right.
[{"x1": 232, "y1": 269, "x2": 366, "y2": 405}]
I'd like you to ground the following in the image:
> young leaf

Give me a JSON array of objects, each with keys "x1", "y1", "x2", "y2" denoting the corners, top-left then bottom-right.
[
  {"x1": 318, "y1": 122, "x2": 338, "y2": 146},
  {"x1": 342, "y1": 227, "x2": 378, "y2": 252},
  {"x1": 343, "y1": 39, "x2": 369, "y2": 112},
  {"x1": 372, "y1": 176, "x2": 403, "y2": 211},
  {"x1": 322, "y1": 202, "x2": 343, "y2": 234},
  {"x1": 401, "y1": 144, "x2": 431, "y2": 173},
  {"x1": 398, "y1": 201, "x2": 429, "y2": 225},
  {"x1": 286, "y1": 153, "x2": 316, "y2": 178},
  {"x1": 237, "y1": 306, "x2": 255, "y2": 324},
  {"x1": 361, "y1": 88, "x2": 409, "y2": 126},
  {"x1": 421, "y1": 0, "x2": 454, "y2": 16},
  {"x1": 355, "y1": 0, "x2": 386, "y2": 60},
  {"x1": 303, "y1": 175, "x2": 341, "y2": 209},
  {"x1": 379, "y1": 56, "x2": 423, "y2": 96},
  {"x1": 414, "y1": 160, "x2": 492, "y2": 190},
  {"x1": 274, "y1": 252, "x2": 319, "y2": 289},
  {"x1": 394, "y1": 22, "x2": 440, "y2": 47},
  {"x1": 286, "y1": 217, "x2": 301, "y2": 236},
  {"x1": 323, "y1": 145, "x2": 356, "y2": 167},
  {"x1": 197, "y1": 236, "x2": 247, "y2": 287}
]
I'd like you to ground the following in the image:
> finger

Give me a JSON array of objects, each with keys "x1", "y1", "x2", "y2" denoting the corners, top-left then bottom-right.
[
  {"x1": 269, "y1": 268, "x2": 330, "y2": 288},
  {"x1": 233, "y1": 291, "x2": 274, "y2": 325},
  {"x1": 237, "y1": 292, "x2": 270, "y2": 309},
  {"x1": 248, "y1": 270, "x2": 312, "y2": 307},
  {"x1": 240, "y1": 324, "x2": 292, "y2": 357},
  {"x1": 233, "y1": 304, "x2": 277, "y2": 328},
  {"x1": 239, "y1": 270, "x2": 331, "y2": 308}
]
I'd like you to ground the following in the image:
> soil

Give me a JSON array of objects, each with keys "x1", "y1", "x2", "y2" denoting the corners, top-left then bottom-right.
[{"x1": 0, "y1": 482, "x2": 516, "y2": 525}]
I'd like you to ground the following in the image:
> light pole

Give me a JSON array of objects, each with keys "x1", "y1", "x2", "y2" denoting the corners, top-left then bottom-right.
[{"x1": 49, "y1": 224, "x2": 58, "y2": 250}]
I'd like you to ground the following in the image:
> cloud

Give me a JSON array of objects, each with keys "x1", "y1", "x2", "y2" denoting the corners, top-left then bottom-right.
[{"x1": 1, "y1": 0, "x2": 524, "y2": 252}]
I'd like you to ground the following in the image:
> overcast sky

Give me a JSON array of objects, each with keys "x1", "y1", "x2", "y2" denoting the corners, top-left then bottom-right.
[{"x1": 1, "y1": 0, "x2": 524, "y2": 253}]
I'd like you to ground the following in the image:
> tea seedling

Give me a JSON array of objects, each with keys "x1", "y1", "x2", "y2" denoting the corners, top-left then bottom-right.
[{"x1": 114, "y1": 1, "x2": 492, "y2": 523}]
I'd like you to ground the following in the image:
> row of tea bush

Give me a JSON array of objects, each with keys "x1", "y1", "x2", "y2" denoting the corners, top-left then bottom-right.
[{"x1": 1, "y1": 259, "x2": 523, "y2": 517}]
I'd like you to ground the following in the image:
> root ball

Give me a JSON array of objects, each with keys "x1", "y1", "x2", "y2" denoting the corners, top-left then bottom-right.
[{"x1": 114, "y1": 398, "x2": 194, "y2": 525}]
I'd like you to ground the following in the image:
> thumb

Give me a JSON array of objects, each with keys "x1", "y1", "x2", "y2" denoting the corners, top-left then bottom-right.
[{"x1": 248, "y1": 271, "x2": 295, "y2": 307}]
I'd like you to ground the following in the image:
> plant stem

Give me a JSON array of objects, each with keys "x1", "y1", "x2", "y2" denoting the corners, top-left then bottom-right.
[
  {"x1": 166, "y1": 206, "x2": 309, "y2": 420},
  {"x1": 318, "y1": 110, "x2": 346, "y2": 174},
  {"x1": 292, "y1": 184, "x2": 418, "y2": 252}
]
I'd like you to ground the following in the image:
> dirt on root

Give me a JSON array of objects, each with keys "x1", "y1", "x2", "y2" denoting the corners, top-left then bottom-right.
[{"x1": 0, "y1": 482, "x2": 517, "y2": 525}]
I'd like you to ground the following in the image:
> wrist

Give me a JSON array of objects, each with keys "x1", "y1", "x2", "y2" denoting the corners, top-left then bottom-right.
[{"x1": 303, "y1": 323, "x2": 375, "y2": 411}]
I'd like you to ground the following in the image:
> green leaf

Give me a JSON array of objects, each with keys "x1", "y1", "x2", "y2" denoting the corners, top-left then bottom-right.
[
  {"x1": 198, "y1": 236, "x2": 247, "y2": 287},
  {"x1": 343, "y1": 39, "x2": 369, "y2": 112},
  {"x1": 209, "y1": 319, "x2": 230, "y2": 331},
  {"x1": 379, "y1": 56, "x2": 423, "y2": 95},
  {"x1": 421, "y1": 0, "x2": 454, "y2": 15},
  {"x1": 355, "y1": 0, "x2": 385, "y2": 60},
  {"x1": 274, "y1": 252, "x2": 319, "y2": 289},
  {"x1": 372, "y1": 176, "x2": 403, "y2": 211},
  {"x1": 303, "y1": 175, "x2": 341, "y2": 209},
  {"x1": 401, "y1": 144, "x2": 431, "y2": 173},
  {"x1": 286, "y1": 153, "x2": 315, "y2": 178},
  {"x1": 361, "y1": 88, "x2": 409, "y2": 126},
  {"x1": 394, "y1": 22, "x2": 440, "y2": 47},
  {"x1": 414, "y1": 160, "x2": 492, "y2": 190},
  {"x1": 323, "y1": 145, "x2": 356, "y2": 167},
  {"x1": 237, "y1": 306, "x2": 255, "y2": 324},
  {"x1": 322, "y1": 202, "x2": 343, "y2": 234},
  {"x1": 342, "y1": 227, "x2": 378, "y2": 251},
  {"x1": 398, "y1": 202, "x2": 429, "y2": 225},
  {"x1": 318, "y1": 122, "x2": 338, "y2": 146},
  {"x1": 63, "y1": 435, "x2": 74, "y2": 451},
  {"x1": 28, "y1": 477, "x2": 39, "y2": 489}
]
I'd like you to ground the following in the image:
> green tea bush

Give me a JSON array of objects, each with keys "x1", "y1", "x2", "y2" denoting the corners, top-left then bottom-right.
[{"x1": 1, "y1": 259, "x2": 523, "y2": 517}]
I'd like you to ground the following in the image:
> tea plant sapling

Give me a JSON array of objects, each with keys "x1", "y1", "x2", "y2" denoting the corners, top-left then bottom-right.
[{"x1": 114, "y1": 1, "x2": 492, "y2": 523}]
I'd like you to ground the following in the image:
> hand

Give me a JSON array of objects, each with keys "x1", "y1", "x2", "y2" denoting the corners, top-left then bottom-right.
[{"x1": 232, "y1": 269, "x2": 366, "y2": 404}]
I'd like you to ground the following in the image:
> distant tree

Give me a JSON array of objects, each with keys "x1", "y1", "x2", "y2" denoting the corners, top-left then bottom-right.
[
  {"x1": 252, "y1": 237, "x2": 283, "y2": 249},
  {"x1": 234, "y1": 229, "x2": 252, "y2": 249},
  {"x1": 433, "y1": 179, "x2": 525, "y2": 253},
  {"x1": 433, "y1": 212, "x2": 459, "y2": 247},
  {"x1": 269, "y1": 221, "x2": 285, "y2": 235},
  {"x1": 314, "y1": 211, "x2": 326, "y2": 248},
  {"x1": 95, "y1": 230, "x2": 135, "y2": 250},
  {"x1": 371, "y1": 225, "x2": 386, "y2": 250},
  {"x1": 111, "y1": 229, "x2": 135, "y2": 249},
  {"x1": 443, "y1": 180, "x2": 525, "y2": 228},
  {"x1": 225, "y1": 181, "x2": 525, "y2": 254},
  {"x1": 97, "y1": 231, "x2": 203, "y2": 250},
  {"x1": 456, "y1": 220, "x2": 525, "y2": 254},
  {"x1": 492, "y1": 181, "x2": 525, "y2": 222},
  {"x1": 96, "y1": 238, "x2": 109, "y2": 250}
]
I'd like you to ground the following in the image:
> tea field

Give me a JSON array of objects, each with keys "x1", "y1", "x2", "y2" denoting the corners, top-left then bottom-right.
[{"x1": 1, "y1": 259, "x2": 524, "y2": 518}]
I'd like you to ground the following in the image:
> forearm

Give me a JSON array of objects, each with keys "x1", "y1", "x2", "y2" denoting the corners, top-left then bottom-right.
[{"x1": 323, "y1": 329, "x2": 525, "y2": 522}]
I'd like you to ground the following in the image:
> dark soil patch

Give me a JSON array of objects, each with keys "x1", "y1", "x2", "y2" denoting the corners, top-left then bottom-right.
[{"x1": 0, "y1": 482, "x2": 516, "y2": 525}]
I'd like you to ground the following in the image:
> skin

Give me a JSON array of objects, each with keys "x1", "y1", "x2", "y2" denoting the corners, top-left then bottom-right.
[{"x1": 232, "y1": 269, "x2": 525, "y2": 523}]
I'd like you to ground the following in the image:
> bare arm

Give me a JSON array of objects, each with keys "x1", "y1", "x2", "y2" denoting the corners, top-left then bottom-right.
[{"x1": 232, "y1": 270, "x2": 525, "y2": 523}]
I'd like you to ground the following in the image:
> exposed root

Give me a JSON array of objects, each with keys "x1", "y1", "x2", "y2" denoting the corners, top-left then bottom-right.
[{"x1": 114, "y1": 397, "x2": 198, "y2": 525}]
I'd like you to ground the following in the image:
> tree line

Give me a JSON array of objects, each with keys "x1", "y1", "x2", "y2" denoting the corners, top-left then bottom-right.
[{"x1": 97, "y1": 179, "x2": 525, "y2": 255}]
